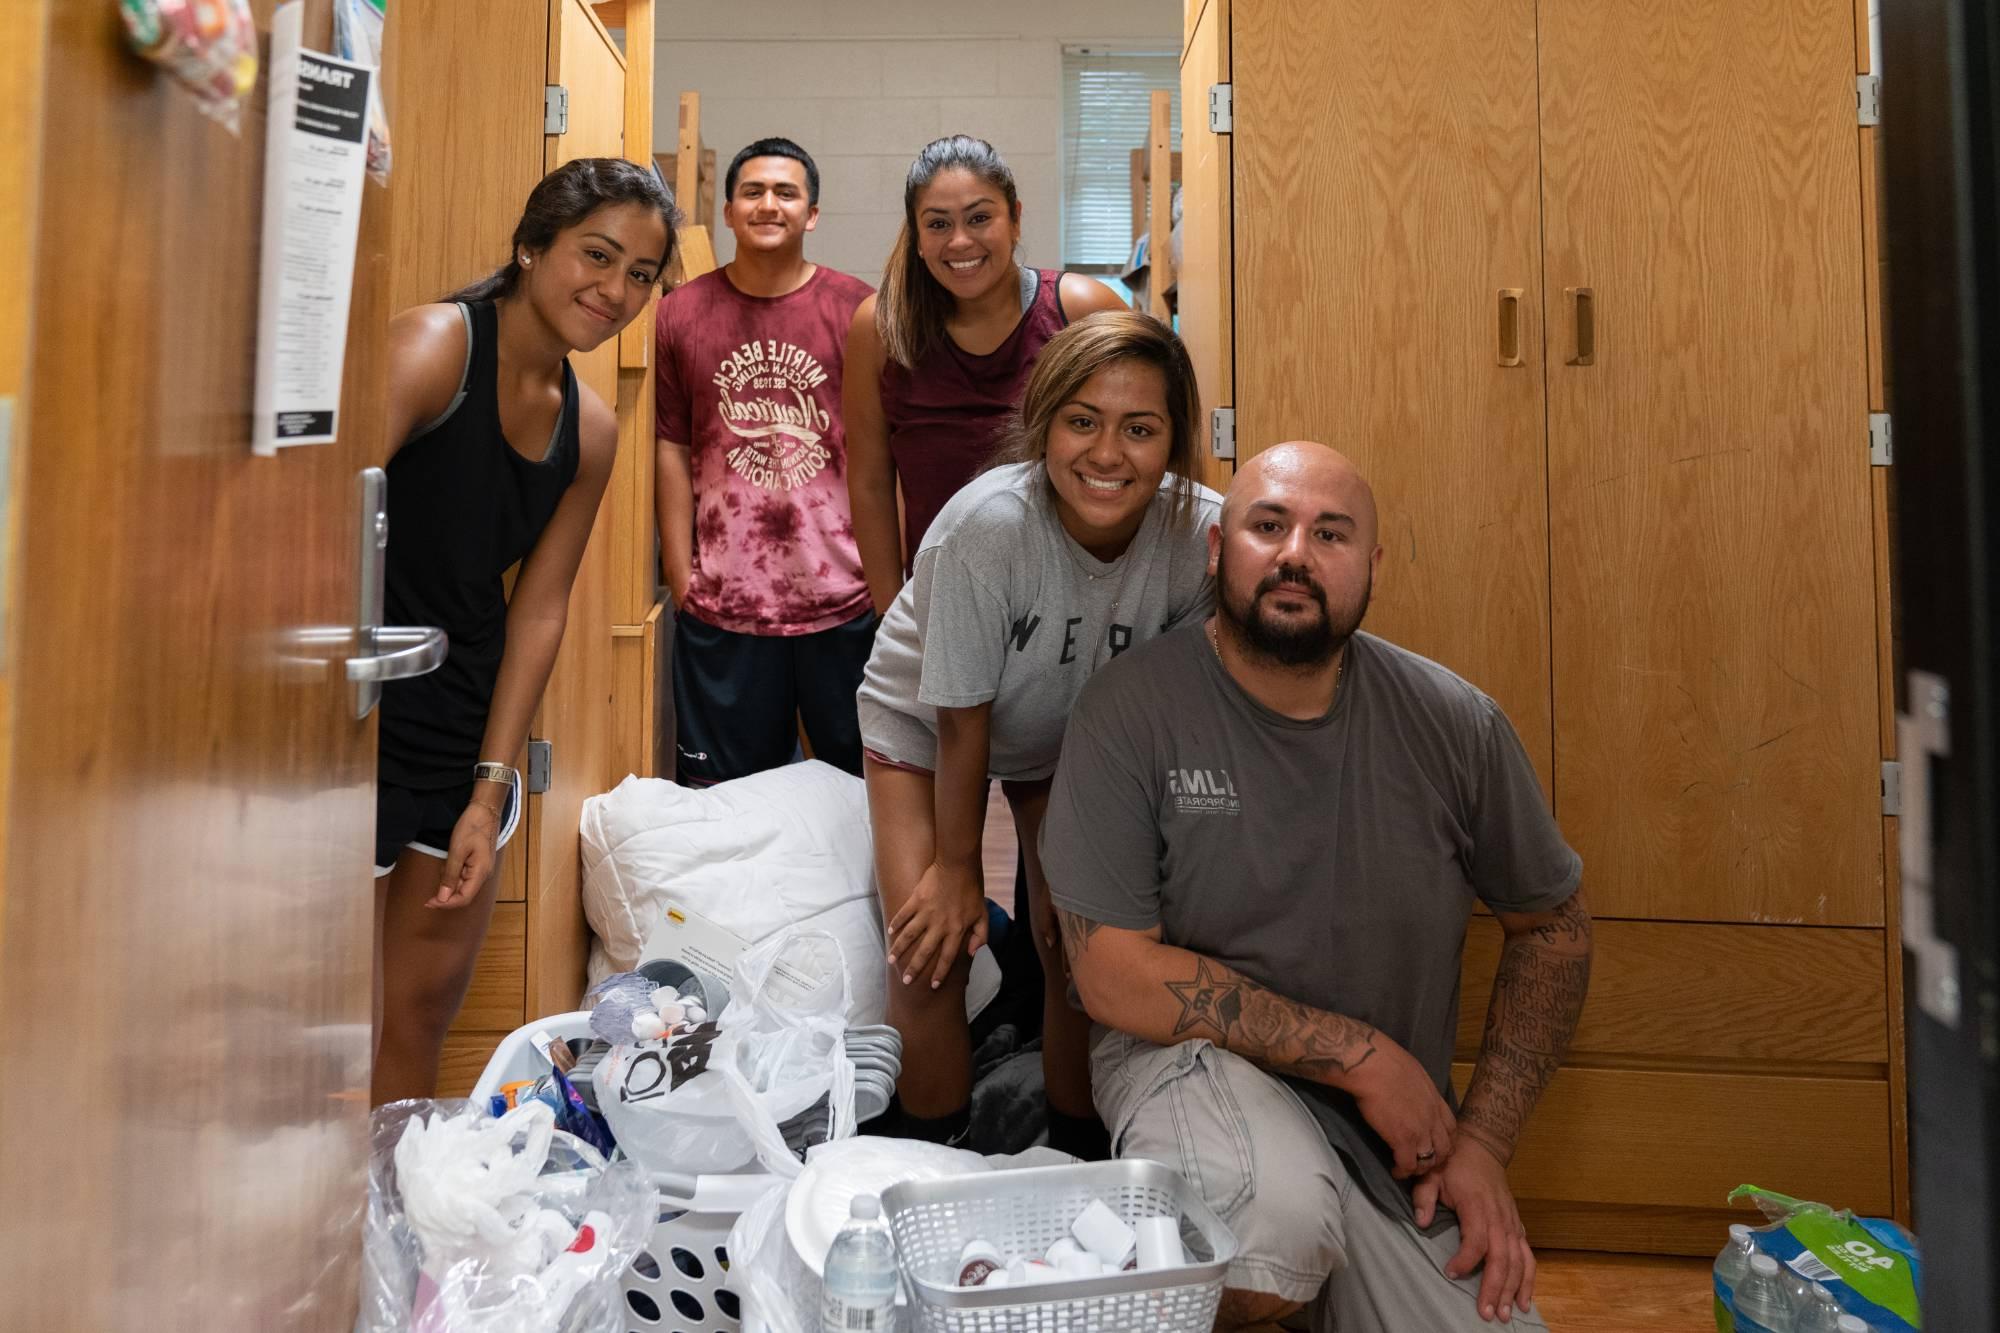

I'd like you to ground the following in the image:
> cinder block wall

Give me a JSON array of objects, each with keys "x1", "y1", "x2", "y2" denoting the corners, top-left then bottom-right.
[{"x1": 654, "y1": 0, "x2": 1179, "y2": 282}]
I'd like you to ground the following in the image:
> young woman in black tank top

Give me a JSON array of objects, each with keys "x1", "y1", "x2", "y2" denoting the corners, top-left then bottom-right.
[{"x1": 374, "y1": 159, "x2": 675, "y2": 1104}]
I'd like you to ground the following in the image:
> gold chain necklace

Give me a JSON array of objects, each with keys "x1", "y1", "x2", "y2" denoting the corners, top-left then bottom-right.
[{"x1": 1208, "y1": 617, "x2": 1346, "y2": 695}]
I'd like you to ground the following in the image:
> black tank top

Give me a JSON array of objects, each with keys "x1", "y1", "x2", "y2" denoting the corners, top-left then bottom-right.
[{"x1": 379, "y1": 300, "x2": 581, "y2": 789}]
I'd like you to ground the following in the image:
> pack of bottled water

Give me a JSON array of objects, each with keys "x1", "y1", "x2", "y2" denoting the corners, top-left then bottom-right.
[{"x1": 1712, "y1": 1185, "x2": 1921, "y2": 1332}]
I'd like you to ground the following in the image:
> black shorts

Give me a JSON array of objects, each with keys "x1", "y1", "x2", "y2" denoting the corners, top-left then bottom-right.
[
  {"x1": 374, "y1": 777, "x2": 521, "y2": 876},
  {"x1": 671, "y1": 607, "x2": 876, "y2": 786}
]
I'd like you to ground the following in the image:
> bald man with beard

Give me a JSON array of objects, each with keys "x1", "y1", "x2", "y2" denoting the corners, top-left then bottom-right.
[{"x1": 1043, "y1": 443, "x2": 1591, "y2": 1331}]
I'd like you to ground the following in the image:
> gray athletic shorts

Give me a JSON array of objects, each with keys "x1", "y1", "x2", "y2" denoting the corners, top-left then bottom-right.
[{"x1": 1090, "y1": 1027, "x2": 1553, "y2": 1332}]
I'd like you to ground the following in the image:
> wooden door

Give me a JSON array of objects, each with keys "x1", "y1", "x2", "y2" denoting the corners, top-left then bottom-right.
[
  {"x1": 0, "y1": 1, "x2": 387, "y2": 1323},
  {"x1": 0, "y1": 0, "x2": 47, "y2": 863},
  {"x1": 1539, "y1": 0, "x2": 1880, "y2": 924},
  {"x1": 1178, "y1": 0, "x2": 1232, "y2": 495},
  {"x1": 1231, "y1": 0, "x2": 1555, "y2": 785},
  {"x1": 383, "y1": 0, "x2": 548, "y2": 315},
  {"x1": 525, "y1": 0, "x2": 625, "y2": 1018},
  {"x1": 609, "y1": 1, "x2": 664, "y2": 793}
]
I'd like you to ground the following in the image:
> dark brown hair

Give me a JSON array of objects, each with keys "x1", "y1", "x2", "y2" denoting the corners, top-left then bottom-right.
[
  {"x1": 875, "y1": 135, "x2": 1019, "y2": 369},
  {"x1": 444, "y1": 157, "x2": 679, "y2": 303},
  {"x1": 989, "y1": 309, "x2": 1204, "y2": 531}
]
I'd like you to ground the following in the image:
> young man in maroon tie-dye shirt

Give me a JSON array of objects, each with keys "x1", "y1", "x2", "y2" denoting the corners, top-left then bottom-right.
[{"x1": 655, "y1": 138, "x2": 875, "y2": 784}]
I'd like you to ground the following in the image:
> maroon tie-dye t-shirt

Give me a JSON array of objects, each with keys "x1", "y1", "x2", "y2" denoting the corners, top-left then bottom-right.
[{"x1": 655, "y1": 265, "x2": 875, "y2": 634}]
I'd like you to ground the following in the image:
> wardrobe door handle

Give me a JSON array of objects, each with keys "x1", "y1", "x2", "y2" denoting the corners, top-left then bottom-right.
[
  {"x1": 1565, "y1": 286, "x2": 1595, "y2": 366},
  {"x1": 1496, "y1": 288, "x2": 1524, "y2": 366}
]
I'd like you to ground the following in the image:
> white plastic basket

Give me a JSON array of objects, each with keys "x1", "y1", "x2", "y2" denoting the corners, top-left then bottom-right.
[
  {"x1": 623, "y1": 1202, "x2": 739, "y2": 1332},
  {"x1": 881, "y1": 1159, "x2": 1236, "y2": 1333},
  {"x1": 471, "y1": 1012, "x2": 767, "y2": 1333}
]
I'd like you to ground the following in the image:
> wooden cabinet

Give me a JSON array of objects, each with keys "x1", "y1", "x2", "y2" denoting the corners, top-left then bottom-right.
[
  {"x1": 1538, "y1": 0, "x2": 1881, "y2": 926},
  {"x1": 1233, "y1": 0, "x2": 1555, "y2": 787},
  {"x1": 1182, "y1": 0, "x2": 1899, "y2": 1253}
]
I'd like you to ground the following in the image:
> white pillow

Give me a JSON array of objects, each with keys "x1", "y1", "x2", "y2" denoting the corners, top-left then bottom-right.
[{"x1": 580, "y1": 760, "x2": 998, "y2": 1024}]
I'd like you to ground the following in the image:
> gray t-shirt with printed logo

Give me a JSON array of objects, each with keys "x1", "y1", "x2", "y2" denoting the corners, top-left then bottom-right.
[
  {"x1": 857, "y1": 462, "x2": 1221, "y2": 781},
  {"x1": 1042, "y1": 625, "x2": 1580, "y2": 1210}
]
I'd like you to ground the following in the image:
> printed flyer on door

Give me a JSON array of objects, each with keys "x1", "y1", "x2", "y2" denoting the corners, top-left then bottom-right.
[{"x1": 253, "y1": 1, "x2": 373, "y2": 455}]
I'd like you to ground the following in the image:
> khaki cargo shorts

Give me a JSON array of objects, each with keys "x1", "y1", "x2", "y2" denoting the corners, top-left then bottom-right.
[{"x1": 1090, "y1": 1026, "x2": 1553, "y2": 1332}]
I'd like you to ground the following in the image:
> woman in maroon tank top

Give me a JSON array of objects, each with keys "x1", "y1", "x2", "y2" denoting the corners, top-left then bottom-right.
[{"x1": 843, "y1": 135, "x2": 1127, "y2": 612}]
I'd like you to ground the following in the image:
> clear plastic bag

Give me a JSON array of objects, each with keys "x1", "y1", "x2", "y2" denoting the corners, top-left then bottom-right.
[
  {"x1": 358, "y1": 1099, "x2": 655, "y2": 1333},
  {"x1": 1714, "y1": 1184, "x2": 1922, "y2": 1332},
  {"x1": 713, "y1": 928, "x2": 857, "y2": 1178},
  {"x1": 118, "y1": 0, "x2": 259, "y2": 132},
  {"x1": 722, "y1": 1140, "x2": 1073, "y2": 1333},
  {"x1": 723, "y1": 1178, "x2": 810, "y2": 1333}
]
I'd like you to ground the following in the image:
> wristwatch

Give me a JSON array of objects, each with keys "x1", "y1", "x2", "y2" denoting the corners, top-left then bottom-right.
[{"x1": 472, "y1": 762, "x2": 517, "y2": 789}]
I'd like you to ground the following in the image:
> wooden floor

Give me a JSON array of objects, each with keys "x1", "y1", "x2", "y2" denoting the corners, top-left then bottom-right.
[
  {"x1": 982, "y1": 781, "x2": 1021, "y2": 902},
  {"x1": 1534, "y1": 1252, "x2": 1713, "y2": 1330}
]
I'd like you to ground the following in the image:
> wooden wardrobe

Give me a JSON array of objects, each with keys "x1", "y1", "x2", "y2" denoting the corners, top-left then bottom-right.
[
  {"x1": 383, "y1": 0, "x2": 664, "y2": 1092},
  {"x1": 1180, "y1": 0, "x2": 1898, "y2": 1254}
]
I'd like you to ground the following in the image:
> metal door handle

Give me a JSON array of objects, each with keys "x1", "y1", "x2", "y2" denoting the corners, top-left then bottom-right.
[
  {"x1": 349, "y1": 466, "x2": 447, "y2": 718},
  {"x1": 346, "y1": 626, "x2": 448, "y2": 683},
  {"x1": 1565, "y1": 286, "x2": 1595, "y2": 366},
  {"x1": 1496, "y1": 288, "x2": 1524, "y2": 366}
]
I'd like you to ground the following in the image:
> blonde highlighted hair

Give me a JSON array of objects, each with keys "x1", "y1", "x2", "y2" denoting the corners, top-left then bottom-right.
[
  {"x1": 988, "y1": 309, "x2": 1205, "y2": 532},
  {"x1": 875, "y1": 135, "x2": 1019, "y2": 369}
]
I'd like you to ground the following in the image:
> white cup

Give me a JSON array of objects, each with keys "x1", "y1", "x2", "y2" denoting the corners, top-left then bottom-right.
[{"x1": 1134, "y1": 1214, "x2": 1186, "y2": 1271}]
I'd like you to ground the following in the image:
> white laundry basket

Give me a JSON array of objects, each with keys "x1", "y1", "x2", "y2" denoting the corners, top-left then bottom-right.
[{"x1": 471, "y1": 1012, "x2": 771, "y2": 1333}]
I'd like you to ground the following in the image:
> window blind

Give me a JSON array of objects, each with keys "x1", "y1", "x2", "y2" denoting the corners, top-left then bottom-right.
[{"x1": 1061, "y1": 47, "x2": 1181, "y2": 268}]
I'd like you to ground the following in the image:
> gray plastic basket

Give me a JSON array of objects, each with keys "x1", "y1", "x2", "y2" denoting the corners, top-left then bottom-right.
[{"x1": 881, "y1": 1159, "x2": 1236, "y2": 1333}]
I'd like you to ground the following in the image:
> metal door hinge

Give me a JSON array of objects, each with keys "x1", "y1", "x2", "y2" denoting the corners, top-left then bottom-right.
[
  {"x1": 1869, "y1": 412, "x2": 1893, "y2": 466},
  {"x1": 1857, "y1": 74, "x2": 1881, "y2": 127},
  {"x1": 544, "y1": 85, "x2": 569, "y2": 135},
  {"x1": 1881, "y1": 759, "x2": 1902, "y2": 816},
  {"x1": 1898, "y1": 672, "x2": 1960, "y2": 1027},
  {"x1": 527, "y1": 739, "x2": 554, "y2": 794},
  {"x1": 1208, "y1": 83, "x2": 1233, "y2": 134},
  {"x1": 1210, "y1": 406, "x2": 1236, "y2": 460}
]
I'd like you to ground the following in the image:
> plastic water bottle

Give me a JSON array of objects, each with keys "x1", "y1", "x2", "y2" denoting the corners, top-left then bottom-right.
[
  {"x1": 1794, "y1": 1283, "x2": 1848, "y2": 1333},
  {"x1": 1714, "y1": 1222, "x2": 1757, "y2": 1291},
  {"x1": 1735, "y1": 1254, "x2": 1795, "y2": 1331},
  {"x1": 821, "y1": 1194, "x2": 898, "y2": 1332},
  {"x1": 1836, "y1": 1316, "x2": 1867, "y2": 1332},
  {"x1": 1777, "y1": 1259, "x2": 1823, "y2": 1314}
]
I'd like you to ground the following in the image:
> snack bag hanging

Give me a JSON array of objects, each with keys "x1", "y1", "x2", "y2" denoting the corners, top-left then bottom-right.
[{"x1": 118, "y1": 0, "x2": 259, "y2": 132}]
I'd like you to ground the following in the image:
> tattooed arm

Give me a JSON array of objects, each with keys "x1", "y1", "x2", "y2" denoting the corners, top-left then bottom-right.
[
  {"x1": 1055, "y1": 906, "x2": 1458, "y2": 1178},
  {"x1": 1454, "y1": 889, "x2": 1593, "y2": 1166},
  {"x1": 1403, "y1": 890, "x2": 1590, "y2": 1324}
]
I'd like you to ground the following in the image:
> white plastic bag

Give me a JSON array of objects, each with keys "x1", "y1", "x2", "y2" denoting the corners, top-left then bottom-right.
[
  {"x1": 715, "y1": 928, "x2": 858, "y2": 1178},
  {"x1": 591, "y1": 1023, "x2": 757, "y2": 1176}
]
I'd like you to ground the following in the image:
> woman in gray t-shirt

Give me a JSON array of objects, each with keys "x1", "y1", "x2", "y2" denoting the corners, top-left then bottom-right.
[{"x1": 856, "y1": 310, "x2": 1220, "y2": 1150}]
